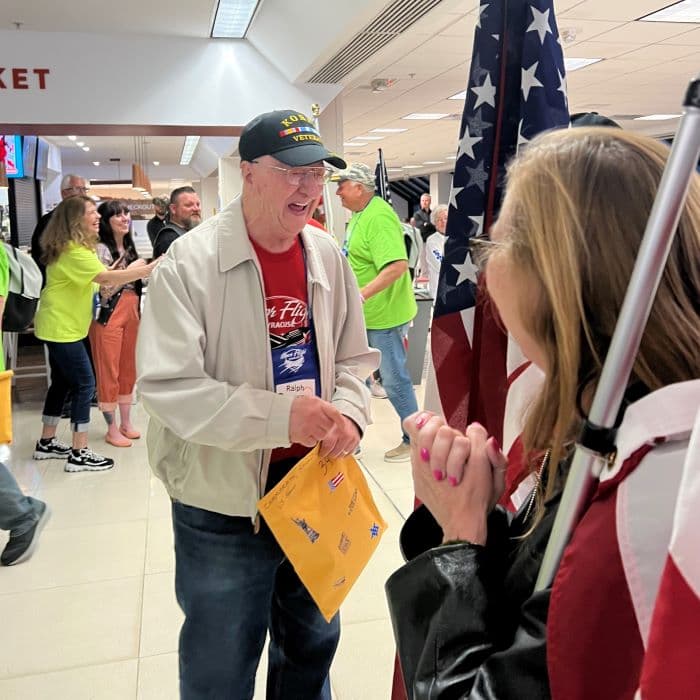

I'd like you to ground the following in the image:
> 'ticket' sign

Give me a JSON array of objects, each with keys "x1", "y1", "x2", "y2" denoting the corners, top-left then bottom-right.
[{"x1": 0, "y1": 68, "x2": 50, "y2": 90}]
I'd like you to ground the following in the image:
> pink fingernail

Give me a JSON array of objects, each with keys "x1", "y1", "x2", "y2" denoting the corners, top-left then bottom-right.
[
  {"x1": 448, "y1": 476, "x2": 458, "y2": 487},
  {"x1": 491, "y1": 436, "x2": 501, "y2": 452},
  {"x1": 420, "y1": 448, "x2": 430, "y2": 462},
  {"x1": 433, "y1": 469, "x2": 444, "y2": 481},
  {"x1": 416, "y1": 415, "x2": 427, "y2": 429}
]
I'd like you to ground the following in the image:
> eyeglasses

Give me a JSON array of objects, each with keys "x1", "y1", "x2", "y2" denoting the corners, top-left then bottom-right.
[
  {"x1": 251, "y1": 161, "x2": 333, "y2": 186},
  {"x1": 69, "y1": 186, "x2": 90, "y2": 194}
]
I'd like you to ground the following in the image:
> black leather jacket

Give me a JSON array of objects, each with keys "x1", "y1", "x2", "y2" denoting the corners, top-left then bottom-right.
[{"x1": 385, "y1": 491, "x2": 560, "y2": 699}]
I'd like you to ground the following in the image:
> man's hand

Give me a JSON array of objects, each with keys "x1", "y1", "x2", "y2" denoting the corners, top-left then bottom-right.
[
  {"x1": 319, "y1": 415, "x2": 361, "y2": 459},
  {"x1": 288, "y1": 395, "x2": 346, "y2": 448}
]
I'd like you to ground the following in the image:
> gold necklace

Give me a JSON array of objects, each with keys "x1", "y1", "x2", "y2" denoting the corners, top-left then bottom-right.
[{"x1": 523, "y1": 449, "x2": 550, "y2": 522}]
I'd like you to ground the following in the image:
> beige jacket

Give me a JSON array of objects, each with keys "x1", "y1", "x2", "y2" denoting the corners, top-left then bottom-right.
[{"x1": 136, "y1": 196, "x2": 380, "y2": 519}]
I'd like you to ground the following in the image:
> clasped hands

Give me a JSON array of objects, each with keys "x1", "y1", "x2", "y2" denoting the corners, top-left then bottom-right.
[
  {"x1": 288, "y1": 395, "x2": 360, "y2": 459},
  {"x1": 403, "y1": 411, "x2": 508, "y2": 545}
]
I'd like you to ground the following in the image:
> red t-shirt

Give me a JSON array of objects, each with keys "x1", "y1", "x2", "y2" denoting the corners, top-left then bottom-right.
[{"x1": 251, "y1": 236, "x2": 316, "y2": 464}]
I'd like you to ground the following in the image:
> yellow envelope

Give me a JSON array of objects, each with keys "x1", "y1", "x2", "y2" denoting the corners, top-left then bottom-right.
[
  {"x1": 258, "y1": 445, "x2": 388, "y2": 622},
  {"x1": 0, "y1": 370, "x2": 13, "y2": 444}
]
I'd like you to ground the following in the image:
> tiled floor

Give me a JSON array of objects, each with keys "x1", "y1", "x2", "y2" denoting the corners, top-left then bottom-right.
[{"x1": 0, "y1": 379, "x2": 421, "y2": 699}]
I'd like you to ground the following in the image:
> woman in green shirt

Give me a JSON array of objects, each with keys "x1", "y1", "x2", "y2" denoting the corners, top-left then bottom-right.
[{"x1": 32, "y1": 196, "x2": 159, "y2": 472}]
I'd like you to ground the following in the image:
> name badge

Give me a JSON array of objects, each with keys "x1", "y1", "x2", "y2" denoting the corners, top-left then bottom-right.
[{"x1": 276, "y1": 379, "x2": 317, "y2": 396}]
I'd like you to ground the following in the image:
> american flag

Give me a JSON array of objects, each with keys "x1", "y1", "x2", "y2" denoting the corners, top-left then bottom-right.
[
  {"x1": 640, "y1": 407, "x2": 700, "y2": 698},
  {"x1": 328, "y1": 472, "x2": 344, "y2": 491},
  {"x1": 374, "y1": 148, "x2": 392, "y2": 204},
  {"x1": 431, "y1": 0, "x2": 569, "y2": 437}
]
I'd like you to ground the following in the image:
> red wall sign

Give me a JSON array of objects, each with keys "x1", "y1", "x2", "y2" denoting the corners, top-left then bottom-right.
[{"x1": 0, "y1": 68, "x2": 50, "y2": 90}]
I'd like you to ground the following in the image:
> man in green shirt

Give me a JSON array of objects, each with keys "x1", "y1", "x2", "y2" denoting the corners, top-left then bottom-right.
[
  {"x1": 0, "y1": 243, "x2": 50, "y2": 565},
  {"x1": 334, "y1": 163, "x2": 419, "y2": 462}
]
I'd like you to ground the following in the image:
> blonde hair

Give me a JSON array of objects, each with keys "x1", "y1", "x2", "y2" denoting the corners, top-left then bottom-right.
[
  {"x1": 497, "y1": 127, "x2": 700, "y2": 491},
  {"x1": 41, "y1": 195, "x2": 98, "y2": 265}
]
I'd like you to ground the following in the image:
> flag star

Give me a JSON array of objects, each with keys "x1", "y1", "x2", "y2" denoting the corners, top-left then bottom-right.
[
  {"x1": 469, "y1": 214, "x2": 484, "y2": 236},
  {"x1": 471, "y1": 73, "x2": 496, "y2": 109},
  {"x1": 557, "y1": 67, "x2": 568, "y2": 103},
  {"x1": 449, "y1": 186, "x2": 464, "y2": 209},
  {"x1": 470, "y1": 53, "x2": 490, "y2": 83},
  {"x1": 456, "y1": 129, "x2": 483, "y2": 161},
  {"x1": 466, "y1": 161, "x2": 488, "y2": 193},
  {"x1": 453, "y1": 252, "x2": 479, "y2": 286},
  {"x1": 517, "y1": 118, "x2": 529, "y2": 150},
  {"x1": 527, "y1": 6, "x2": 552, "y2": 45},
  {"x1": 521, "y1": 62, "x2": 543, "y2": 101},
  {"x1": 476, "y1": 3, "x2": 489, "y2": 29},
  {"x1": 468, "y1": 107, "x2": 493, "y2": 136}
]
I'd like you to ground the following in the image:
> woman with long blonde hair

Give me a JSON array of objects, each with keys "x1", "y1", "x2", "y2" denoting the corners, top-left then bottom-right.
[
  {"x1": 386, "y1": 128, "x2": 700, "y2": 699},
  {"x1": 33, "y1": 195, "x2": 159, "y2": 472}
]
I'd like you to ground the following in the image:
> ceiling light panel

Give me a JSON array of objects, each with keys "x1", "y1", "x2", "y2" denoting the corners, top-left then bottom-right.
[
  {"x1": 370, "y1": 128, "x2": 408, "y2": 133},
  {"x1": 641, "y1": 1, "x2": 700, "y2": 23},
  {"x1": 634, "y1": 113, "x2": 682, "y2": 120},
  {"x1": 180, "y1": 136, "x2": 200, "y2": 166},
  {"x1": 564, "y1": 57, "x2": 603, "y2": 72},
  {"x1": 211, "y1": 0, "x2": 261, "y2": 38},
  {"x1": 402, "y1": 113, "x2": 449, "y2": 120}
]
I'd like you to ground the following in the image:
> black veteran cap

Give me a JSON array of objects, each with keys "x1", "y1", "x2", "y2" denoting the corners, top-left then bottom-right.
[{"x1": 239, "y1": 109, "x2": 346, "y2": 169}]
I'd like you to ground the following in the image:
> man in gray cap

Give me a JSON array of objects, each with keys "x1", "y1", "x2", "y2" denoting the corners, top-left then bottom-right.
[
  {"x1": 334, "y1": 163, "x2": 419, "y2": 463},
  {"x1": 137, "y1": 110, "x2": 378, "y2": 699}
]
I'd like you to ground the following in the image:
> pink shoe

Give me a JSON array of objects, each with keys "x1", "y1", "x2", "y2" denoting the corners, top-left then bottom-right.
[
  {"x1": 119, "y1": 426, "x2": 141, "y2": 440},
  {"x1": 106, "y1": 432, "x2": 132, "y2": 448}
]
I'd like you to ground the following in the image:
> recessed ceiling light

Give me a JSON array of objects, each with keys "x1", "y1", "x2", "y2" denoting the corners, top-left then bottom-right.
[
  {"x1": 641, "y1": 1, "x2": 700, "y2": 23},
  {"x1": 92, "y1": 161, "x2": 100, "y2": 166},
  {"x1": 634, "y1": 113, "x2": 682, "y2": 121},
  {"x1": 370, "y1": 128, "x2": 408, "y2": 133},
  {"x1": 153, "y1": 161, "x2": 160, "y2": 166},
  {"x1": 68, "y1": 135, "x2": 77, "y2": 141},
  {"x1": 387, "y1": 167, "x2": 403, "y2": 172},
  {"x1": 402, "y1": 113, "x2": 449, "y2": 120},
  {"x1": 446, "y1": 155, "x2": 457, "y2": 160},
  {"x1": 211, "y1": 0, "x2": 260, "y2": 38},
  {"x1": 403, "y1": 164, "x2": 421, "y2": 169},
  {"x1": 448, "y1": 90, "x2": 467, "y2": 100},
  {"x1": 344, "y1": 142, "x2": 367, "y2": 147},
  {"x1": 423, "y1": 161, "x2": 444, "y2": 165},
  {"x1": 180, "y1": 136, "x2": 200, "y2": 165},
  {"x1": 564, "y1": 57, "x2": 602, "y2": 72},
  {"x1": 76, "y1": 141, "x2": 85, "y2": 147},
  {"x1": 82, "y1": 146, "x2": 90, "y2": 152},
  {"x1": 358, "y1": 136, "x2": 385, "y2": 141}
]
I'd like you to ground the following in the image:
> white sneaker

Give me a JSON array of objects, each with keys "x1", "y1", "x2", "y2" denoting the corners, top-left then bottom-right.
[{"x1": 370, "y1": 382, "x2": 388, "y2": 399}]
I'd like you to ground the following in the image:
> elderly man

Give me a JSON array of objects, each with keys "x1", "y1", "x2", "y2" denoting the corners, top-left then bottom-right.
[
  {"x1": 146, "y1": 196, "x2": 169, "y2": 246},
  {"x1": 30, "y1": 173, "x2": 90, "y2": 281},
  {"x1": 137, "y1": 109, "x2": 378, "y2": 700},
  {"x1": 150, "y1": 185, "x2": 202, "y2": 258},
  {"x1": 334, "y1": 163, "x2": 419, "y2": 463}
]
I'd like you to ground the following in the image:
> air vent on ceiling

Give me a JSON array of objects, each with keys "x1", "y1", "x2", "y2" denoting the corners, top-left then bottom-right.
[{"x1": 308, "y1": 0, "x2": 444, "y2": 84}]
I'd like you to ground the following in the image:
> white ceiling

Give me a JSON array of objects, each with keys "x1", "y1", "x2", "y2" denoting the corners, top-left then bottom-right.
[{"x1": 3, "y1": 0, "x2": 699, "y2": 185}]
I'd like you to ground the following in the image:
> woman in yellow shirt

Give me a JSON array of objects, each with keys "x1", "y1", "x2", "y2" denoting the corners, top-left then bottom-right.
[{"x1": 32, "y1": 195, "x2": 159, "y2": 472}]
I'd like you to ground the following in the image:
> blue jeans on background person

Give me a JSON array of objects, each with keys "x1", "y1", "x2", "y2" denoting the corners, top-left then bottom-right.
[
  {"x1": 172, "y1": 499, "x2": 339, "y2": 700},
  {"x1": 366, "y1": 322, "x2": 419, "y2": 443},
  {"x1": 42, "y1": 340, "x2": 95, "y2": 432},
  {"x1": 0, "y1": 462, "x2": 42, "y2": 535}
]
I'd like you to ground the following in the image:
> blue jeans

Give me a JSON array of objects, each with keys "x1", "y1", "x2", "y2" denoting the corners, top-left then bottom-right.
[
  {"x1": 366, "y1": 323, "x2": 419, "y2": 443},
  {"x1": 0, "y1": 462, "x2": 42, "y2": 535},
  {"x1": 172, "y1": 499, "x2": 339, "y2": 700},
  {"x1": 42, "y1": 340, "x2": 95, "y2": 432}
]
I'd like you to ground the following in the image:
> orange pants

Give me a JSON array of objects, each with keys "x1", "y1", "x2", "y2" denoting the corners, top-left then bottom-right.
[{"x1": 89, "y1": 290, "x2": 139, "y2": 412}]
